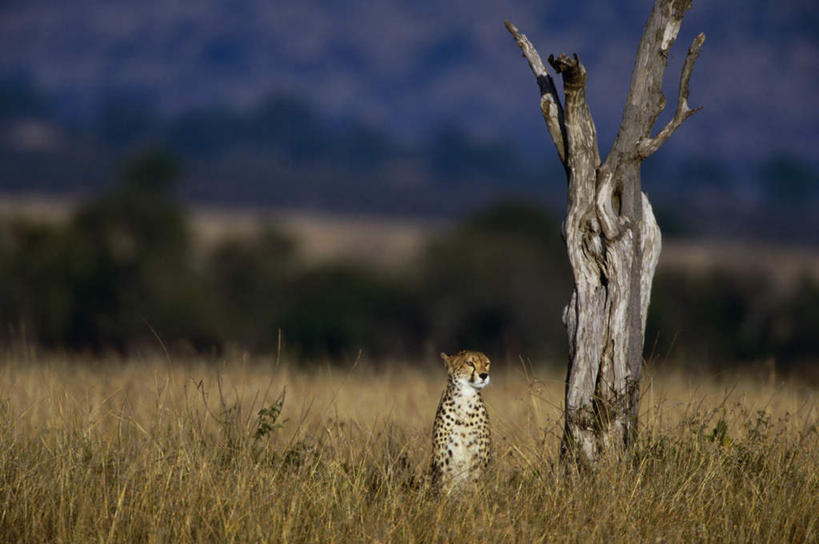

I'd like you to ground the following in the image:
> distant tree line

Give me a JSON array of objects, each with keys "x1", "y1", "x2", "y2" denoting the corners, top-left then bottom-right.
[{"x1": 0, "y1": 149, "x2": 817, "y2": 374}]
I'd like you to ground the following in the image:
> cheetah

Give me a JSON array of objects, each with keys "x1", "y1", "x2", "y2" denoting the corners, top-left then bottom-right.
[{"x1": 430, "y1": 350, "x2": 492, "y2": 492}]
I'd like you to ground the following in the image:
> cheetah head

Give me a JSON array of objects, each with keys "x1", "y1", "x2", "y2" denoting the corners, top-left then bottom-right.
[{"x1": 441, "y1": 350, "x2": 491, "y2": 390}]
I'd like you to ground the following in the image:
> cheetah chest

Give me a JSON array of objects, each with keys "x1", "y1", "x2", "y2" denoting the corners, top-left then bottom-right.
[{"x1": 434, "y1": 384, "x2": 490, "y2": 480}]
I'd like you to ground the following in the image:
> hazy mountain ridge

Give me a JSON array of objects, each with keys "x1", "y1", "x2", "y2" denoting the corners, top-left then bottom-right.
[
  {"x1": 0, "y1": 1, "x2": 817, "y2": 240},
  {"x1": 1, "y1": 0, "x2": 817, "y2": 159}
]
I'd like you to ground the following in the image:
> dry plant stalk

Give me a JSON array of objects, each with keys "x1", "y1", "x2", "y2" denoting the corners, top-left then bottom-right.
[{"x1": 506, "y1": 0, "x2": 705, "y2": 463}]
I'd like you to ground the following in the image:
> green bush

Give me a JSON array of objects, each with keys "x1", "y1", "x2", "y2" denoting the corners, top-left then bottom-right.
[
  {"x1": 0, "y1": 220, "x2": 79, "y2": 346},
  {"x1": 209, "y1": 227, "x2": 297, "y2": 349},
  {"x1": 416, "y1": 201, "x2": 570, "y2": 359},
  {"x1": 280, "y1": 264, "x2": 420, "y2": 359},
  {"x1": 0, "y1": 149, "x2": 221, "y2": 353},
  {"x1": 648, "y1": 270, "x2": 771, "y2": 365}
]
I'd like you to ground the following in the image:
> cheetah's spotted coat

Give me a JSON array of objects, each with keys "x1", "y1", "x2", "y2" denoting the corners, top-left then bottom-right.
[{"x1": 430, "y1": 350, "x2": 491, "y2": 492}]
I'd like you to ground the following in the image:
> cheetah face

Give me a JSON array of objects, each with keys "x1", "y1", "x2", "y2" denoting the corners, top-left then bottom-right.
[{"x1": 441, "y1": 350, "x2": 491, "y2": 390}]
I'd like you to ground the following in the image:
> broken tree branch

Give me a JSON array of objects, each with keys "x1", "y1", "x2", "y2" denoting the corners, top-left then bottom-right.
[
  {"x1": 603, "y1": 0, "x2": 701, "y2": 178},
  {"x1": 504, "y1": 20, "x2": 567, "y2": 165},
  {"x1": 547, "y1": 53, "x2": 601, "y2": 200},
  {"x1": 637, "y1": 32, "x2": 705, "y2": 158}
]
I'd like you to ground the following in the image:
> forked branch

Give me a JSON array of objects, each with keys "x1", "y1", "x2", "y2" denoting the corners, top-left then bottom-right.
[
  {"x1": 504, "y1": 20, "x2": 567, "y2": 165},
  {"x1": 637, "y1": 32, "x2": 706, "y2": 158}
]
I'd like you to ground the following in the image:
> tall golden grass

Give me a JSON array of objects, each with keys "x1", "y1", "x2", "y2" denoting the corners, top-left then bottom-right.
[{"x1": 0, "y1": 355, "x2": 816, "y2": 542}]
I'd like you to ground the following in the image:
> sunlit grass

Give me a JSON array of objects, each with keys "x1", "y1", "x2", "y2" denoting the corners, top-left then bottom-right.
[{"x1": 0, "y1": 356, "x2": 816, "y2": 542}]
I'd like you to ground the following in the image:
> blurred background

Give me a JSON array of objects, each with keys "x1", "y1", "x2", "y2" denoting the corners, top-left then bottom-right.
[{"x1": 0, "y1": 1, "x2": 817, "y2": 376}]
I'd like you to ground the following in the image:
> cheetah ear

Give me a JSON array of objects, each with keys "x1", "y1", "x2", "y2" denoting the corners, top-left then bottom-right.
[{"x1": 440, "y1": 352, "x2": 452, "y2": 370}]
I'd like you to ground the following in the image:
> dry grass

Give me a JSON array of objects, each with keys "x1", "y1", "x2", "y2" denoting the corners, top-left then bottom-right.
[{"x1": 0, "y1": 356, "x2": 816, "y2": 543}]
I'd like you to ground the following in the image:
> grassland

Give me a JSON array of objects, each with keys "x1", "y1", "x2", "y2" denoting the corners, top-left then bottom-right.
[{"x1": 0, "y1": 355, "x2": 816, "y2": 542}]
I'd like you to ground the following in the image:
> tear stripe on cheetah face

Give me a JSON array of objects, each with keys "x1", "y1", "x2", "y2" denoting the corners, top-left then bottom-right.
[{"x1": 441, "y1": 350, "x2": 491, "y2": 390}]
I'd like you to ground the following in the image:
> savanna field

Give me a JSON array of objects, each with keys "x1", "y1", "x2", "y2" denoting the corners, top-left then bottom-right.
[{"x1": 0, "y1": 354, "x2": 816, "y2": 543}]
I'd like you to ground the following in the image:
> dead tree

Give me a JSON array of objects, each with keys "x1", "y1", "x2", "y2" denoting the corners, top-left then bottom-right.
[{"x1": 505, "y1": 0, "x2": 704, "y2": 463}]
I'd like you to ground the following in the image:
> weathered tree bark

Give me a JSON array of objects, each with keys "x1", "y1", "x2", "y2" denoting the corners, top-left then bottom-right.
[{"x1": 506, "y1": 0, "x2": 704, "y2": 464}]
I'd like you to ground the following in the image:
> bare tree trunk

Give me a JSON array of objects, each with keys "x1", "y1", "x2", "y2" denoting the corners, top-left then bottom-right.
[{"x1": 506, "y1": 0, "x2": 704, "y2": 464}]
